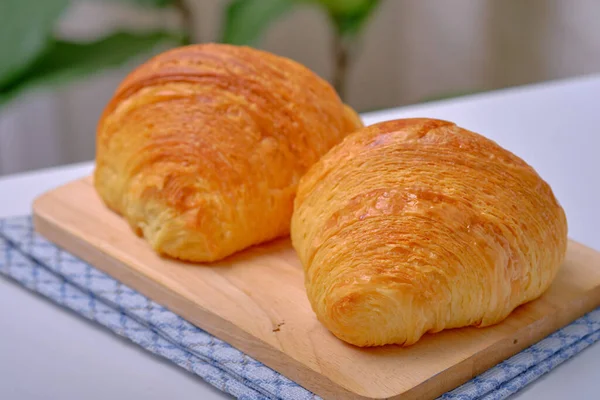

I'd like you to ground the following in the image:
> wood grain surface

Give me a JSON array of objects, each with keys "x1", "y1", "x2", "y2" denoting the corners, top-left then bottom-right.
[{"x1": 32, "y1": 177, "x2": 600, "y2": 400}]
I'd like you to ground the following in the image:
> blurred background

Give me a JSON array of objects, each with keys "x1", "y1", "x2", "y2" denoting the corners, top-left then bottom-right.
[{"x1": 1, "y1": 0, "x2": 600, "y2": 176}]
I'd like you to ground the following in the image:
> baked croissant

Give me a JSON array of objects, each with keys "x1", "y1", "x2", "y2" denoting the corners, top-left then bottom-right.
[
  {"x1": 94, "y1": 43, "x2": 362, "y2": 262},
  {"x1": 291, "y1": 118, "x2": 568, "y2": 347}
]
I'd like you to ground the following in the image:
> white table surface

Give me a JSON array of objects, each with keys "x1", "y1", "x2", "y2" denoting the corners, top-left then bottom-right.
[{"x1": 1, "y1": 74, "x2": 600, "y2": 400}]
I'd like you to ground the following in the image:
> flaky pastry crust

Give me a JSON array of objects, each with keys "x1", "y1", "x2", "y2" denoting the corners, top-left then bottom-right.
[
  {"x1": 94, "y1": 43, "x2": 362, "y2": 262},
  {"x1": 291, "y1": 118, "x2": 568, "y2": 347}
]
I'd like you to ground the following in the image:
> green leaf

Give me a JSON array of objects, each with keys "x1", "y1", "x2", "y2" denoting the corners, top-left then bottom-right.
[
  {"x1": 0, "y1": 0, "x2": 71, "y2": 88},
  {"x1": 312, "y1": 0, "x2": 372, "y2": 14},
  {"x1": 221, "y1": 0, "x2": 295, "y2": 45},
  {"x1": 298, "y1": 0, "x2": 380, "y2": 36},
  {"x1": 0, "y1": 31, "x2": 183, "y2": 106},
  {"x1": 327, "y1": 0, "x2": 380, "y2": 37}
]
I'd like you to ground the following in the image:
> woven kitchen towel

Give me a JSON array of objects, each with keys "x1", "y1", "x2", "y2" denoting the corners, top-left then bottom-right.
[{"x1": 1, "y1": 215, "x2": 599, "y2": 400}]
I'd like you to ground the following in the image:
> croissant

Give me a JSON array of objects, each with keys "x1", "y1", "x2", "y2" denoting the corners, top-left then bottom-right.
[
  {"x1": 94, "y1": 43, "x2": 362, "y2": 262},
  {"x1": 291, "y1": 118, "x2": 568, "y2": 347}
]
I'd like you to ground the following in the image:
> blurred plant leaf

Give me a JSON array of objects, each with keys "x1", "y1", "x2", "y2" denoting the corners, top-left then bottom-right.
[
  {"x1": 311, "y1": 0, "x2": 373, "y2": 15},
  {"x1": 325, "y1": 0, "x2": 380, "y2": 37},
  {"x1": 0, "y1": 31, "x2": 183, "y2": 106},
  {"x1": 222, "y1": 0, "x2": 380, "y2": 45},
  {"x1": 222, "y1": 0, "x2": 295, "y2": 45},
  {"x1": 0, "y1": 0, "x2": 71, "y2": 88}
]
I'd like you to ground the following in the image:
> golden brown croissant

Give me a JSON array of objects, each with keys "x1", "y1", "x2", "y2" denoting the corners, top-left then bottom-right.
[
  {"x1": 94, "y1": 43, "x2": 362, "y2": 262},
  {"x1": 291, "y1": 118, "x2": 568, "y2": 347}
]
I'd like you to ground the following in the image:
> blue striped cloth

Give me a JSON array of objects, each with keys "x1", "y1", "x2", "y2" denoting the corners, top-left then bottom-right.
[{"x1": 1, "y1": 215, "x2": 599, "y2": 400}]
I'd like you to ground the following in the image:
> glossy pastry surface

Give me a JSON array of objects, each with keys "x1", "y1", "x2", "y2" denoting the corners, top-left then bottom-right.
[
  {"x1": 291, "y1": 118, "x2": 568, "y2": 347},
  {"x1": 94, "y1": 43, "x2": 362, "y2": 262}
]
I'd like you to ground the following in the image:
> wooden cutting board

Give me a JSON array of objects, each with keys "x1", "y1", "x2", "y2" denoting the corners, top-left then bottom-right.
[{"x1": 32, "y1": 176, "x2": 600, "y2": 400}]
